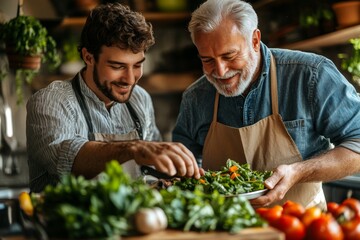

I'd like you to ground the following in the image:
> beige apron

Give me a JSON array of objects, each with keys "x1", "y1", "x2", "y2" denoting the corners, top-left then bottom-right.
[
  {"x1": 72, "y1": 74, "x2": 143, "y2": 179},
  {"x1": 203, "y1": 55, "x2": 326, "y2": 209},
  {"x1": 94, "y1": 130, "x2": 142, "y2": 179}
]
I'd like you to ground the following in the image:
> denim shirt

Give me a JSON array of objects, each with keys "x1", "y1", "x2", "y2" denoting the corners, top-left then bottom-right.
[{"x1": 172, "y1": 43, "x2": 360, "y2": 165}]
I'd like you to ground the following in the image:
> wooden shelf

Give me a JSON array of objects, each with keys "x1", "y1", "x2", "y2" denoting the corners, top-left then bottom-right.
[
  {"x1": 278, "y1": 25, "x2": 360, "y2": 50},
  {"x1": 60, "y1": 12, "x2": 191, "y2": 27},
  {"x1": 252, "y1": 0, "x2": 290, "y2": 9}
]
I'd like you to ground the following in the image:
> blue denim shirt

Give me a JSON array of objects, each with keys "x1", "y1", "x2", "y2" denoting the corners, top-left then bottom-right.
[{"x1": 172, "y1": 43, "x2": 360, "y2": 165}]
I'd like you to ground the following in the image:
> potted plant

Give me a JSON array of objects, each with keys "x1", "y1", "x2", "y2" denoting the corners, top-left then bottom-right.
[
  {"x1": 0, "y1": 15, "x2": 61, "y2": 104},
  {"x1": 299, "y1": 1, "x2": 335, "y2": 39},
  {"x1": 338, "y1": 37, "x2": 360, "y2": 90},
  {"x1": 332, "y1": 1, "x2": 360, "y2": 29},
  {"x1": 59, "y1": 36, "x2": 84, "y2": 76}
]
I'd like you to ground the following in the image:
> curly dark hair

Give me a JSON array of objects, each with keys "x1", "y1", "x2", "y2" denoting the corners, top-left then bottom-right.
[{"x1": 78, "y1": 3, "x2": 155, "y2": 61}]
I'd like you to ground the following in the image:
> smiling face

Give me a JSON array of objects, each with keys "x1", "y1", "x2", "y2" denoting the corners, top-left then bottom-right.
[
  {"x1": 82, "y1": 46, "x2": 145, "y2": 106},
  {"x1": 194, "y1": 18, "x2": 262, "y2": 97}
]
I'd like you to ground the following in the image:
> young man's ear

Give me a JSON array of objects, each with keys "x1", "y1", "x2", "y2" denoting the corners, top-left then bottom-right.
[{"x1": 82, "y1": 48, "x2": 94, "y2": 65}]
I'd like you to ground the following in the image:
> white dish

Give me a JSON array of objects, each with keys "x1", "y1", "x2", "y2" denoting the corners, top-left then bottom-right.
[{"x1": 225, "y1": 189, "x2": 268, "y2": 200}]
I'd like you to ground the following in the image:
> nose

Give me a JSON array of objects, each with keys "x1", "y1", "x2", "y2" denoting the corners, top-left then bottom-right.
[
  {"x1": 214, "y1": 60, "x2": 228, "y2": 77},
  {"x1": 123, "y1": 68, "x2": 137, "y2": 84}
]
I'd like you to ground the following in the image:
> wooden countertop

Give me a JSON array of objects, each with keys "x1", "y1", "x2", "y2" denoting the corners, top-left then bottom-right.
[{"x1": 3, "y1": 227, "x2": 284, "y2": 240}]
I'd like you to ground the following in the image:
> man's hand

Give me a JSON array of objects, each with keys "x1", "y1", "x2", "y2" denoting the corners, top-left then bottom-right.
[
  {"x1": 131, "y1": 140, "x2": 203, "y2": 179},
  {"x1": 250, "y1": 164, "x2": 299, "y2": 208}
]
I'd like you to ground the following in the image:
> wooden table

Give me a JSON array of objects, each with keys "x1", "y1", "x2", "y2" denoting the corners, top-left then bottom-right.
[
  {"x1": 123, "y1": 227, "x2": 284, "y2": 240},
  {"x1": 3, "y1": 227, "x2": 284, "y2": 240}
]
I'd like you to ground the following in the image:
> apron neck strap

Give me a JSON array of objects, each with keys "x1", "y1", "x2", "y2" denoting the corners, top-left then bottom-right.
[
  {"x1": 213, "y1": 92, "x2": 220, "y2": 122},
  {"x1": 71, "y1": 74, "x2": 95, "y2": 140},
  {"x1": 270, "y1": 54, "x2": 279, "y2": 114}
]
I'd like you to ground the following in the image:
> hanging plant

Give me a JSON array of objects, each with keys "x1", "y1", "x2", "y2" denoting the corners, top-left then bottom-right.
[
  {"x1": 338, "y1": 38, "x2": 360, "y2": 78},
  {"x1": 0, "y1": 15, "x2": 61, "y2": 104},
  {"x1": 338, "y1": 37, "x2": 360, "y2": 89}
]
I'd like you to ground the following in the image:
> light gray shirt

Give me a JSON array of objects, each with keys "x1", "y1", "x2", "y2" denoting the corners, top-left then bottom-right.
[{"x1": 26, "y1": 73, "x2": 161, "y2": 192}]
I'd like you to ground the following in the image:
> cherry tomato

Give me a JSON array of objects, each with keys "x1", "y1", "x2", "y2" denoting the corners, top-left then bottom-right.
[
  {"x1": 256, "y1": 205, "x2": 283, "y2": 225},
  {"x1": 334, "y1": 205, "x2": 353, "y2": 221},
  {"x1": 301, "y1": 206, "x2": 322, "y2": 227},
  {"x1": 305, "y1": 213, "x2": 344, "y2": 240},
  {"x1": 341, "y1": 198, "x2": 360, "y2": 217},
  {"x1": 327, "y1": 202, "x2": 340, "y2": 217},
  {"x1": 273, "y1": 214, "x2": 305, "y2": 240},
  {"x1": 283, "y1": 200, "x2": 305, "y2": 219},
  {"x1": 256, "y1": 207, "x2": 269, "y2": 216},
  {"x1": 341, "y1": 216, "x2": 360, "y2": 240}
]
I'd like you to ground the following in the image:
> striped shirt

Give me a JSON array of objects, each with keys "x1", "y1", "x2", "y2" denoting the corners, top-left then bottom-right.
[{"x1": 26, "y1": 73, "x2": 161, "y2": 192}]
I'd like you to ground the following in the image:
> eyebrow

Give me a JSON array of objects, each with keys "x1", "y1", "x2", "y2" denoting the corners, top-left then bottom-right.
[
  {"x1": 198, "y1": 50, "x2": 238, "y2": 59},
  {"x1": 107, "y1": 57, "x2": 146, "y2": 65}
]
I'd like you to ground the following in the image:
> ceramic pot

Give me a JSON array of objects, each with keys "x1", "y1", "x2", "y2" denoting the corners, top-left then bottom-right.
[
  {"x1": 5, "y1": 47, "x2": 41, "y2": 70},
  {"x1": 332, "y1": 1, "x2": 360, "y2": 28},
  {"x1": 6, "y1": 54, "x2": 41, "y2": 70}
]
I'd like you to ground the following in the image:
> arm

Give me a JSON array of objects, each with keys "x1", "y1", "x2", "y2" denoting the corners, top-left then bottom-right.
[
  {"x1": 251, "y1": 57, "x2": 360, "y2": 207},
  {"x1": 27, "y1": 83, "x2": 201, "y2": 192},
  {"x1": 172, "y1": 91, "x2": 207, "y2": 164},
  {"x1": 251, "y1": 146, "x2": 360, "y2": 207},
  {"x1": 72, "y1": 140, "x2": 201, "y2": 179}
]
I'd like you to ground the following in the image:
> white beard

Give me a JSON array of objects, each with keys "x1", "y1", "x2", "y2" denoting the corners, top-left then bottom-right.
[{"x1": 205, "y1": 48, "x2": 259, "y2": 97}]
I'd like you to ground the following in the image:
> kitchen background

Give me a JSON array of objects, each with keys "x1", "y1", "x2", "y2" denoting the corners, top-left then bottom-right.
[{"x1": 0, "y1": 0, "x2": 359, "y2": 203}]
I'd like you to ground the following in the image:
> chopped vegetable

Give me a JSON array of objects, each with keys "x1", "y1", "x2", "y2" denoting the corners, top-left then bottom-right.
[
  {"x1": 229, "y1": 165, "x2": 238, "y2": 173},
  {"x1": 174, "y1": 159, "x2": 273, "y2": 195}
]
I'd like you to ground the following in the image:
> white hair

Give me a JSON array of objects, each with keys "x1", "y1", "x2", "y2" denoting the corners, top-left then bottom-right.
[{"x1": 188, "y1": 0, "x2": 258, "y2": 43}]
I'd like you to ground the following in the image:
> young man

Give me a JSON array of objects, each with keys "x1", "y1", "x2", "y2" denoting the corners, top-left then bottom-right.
[
  {"x1": 173, "y1": 0, "x2": 360, "y2": 209},
  {"x1": 26, "y1": 3, "x2": 201, "y2": 193}
]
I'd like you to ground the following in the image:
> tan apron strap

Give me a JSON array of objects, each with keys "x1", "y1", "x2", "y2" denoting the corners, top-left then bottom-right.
[
  {"x1": 270, "y1": 54, "x2": 279, "y2": 115},
  {"x1": 213, "y1": 92, "x2": 220, "y2": 122}
]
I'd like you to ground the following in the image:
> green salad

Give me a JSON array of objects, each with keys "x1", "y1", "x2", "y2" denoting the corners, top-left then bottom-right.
[{"x1": 174, "y1": 159, "x2": 273, "y2": 195}]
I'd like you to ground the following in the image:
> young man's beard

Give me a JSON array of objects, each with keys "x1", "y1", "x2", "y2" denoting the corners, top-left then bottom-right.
[{"x1": 92, "y1": 64, "x2": 133, "y2": 103}]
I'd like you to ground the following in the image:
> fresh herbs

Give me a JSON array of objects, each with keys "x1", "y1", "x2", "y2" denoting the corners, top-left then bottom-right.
[
  {"x1": 174, "y1": 159, "x2": 273, "y2": 195},
  {"x1": 31, "y1": 160, "x2": 269, "y2": 238},
  {"x1": 160, "y1": 185, "x2": 267, "y2": 233},
  {"x1": 32, "y1": 160, "x2": 162, "y2": 238}
]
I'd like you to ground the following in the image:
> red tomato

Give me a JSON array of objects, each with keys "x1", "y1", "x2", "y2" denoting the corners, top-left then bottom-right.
[
  {"x1": 327, "y1": 202, "x2": 340, "y2": 217},
  {"x1": 256, "y1": 205, "x2": 283, "y2": 225},
  {"x1": 272, "y1": 214, "x2": 305, "y2": 240},
  {"x1": 301, "y1": 206, "x2": 322, "y2": 227},
  {"x1": 341, "y1": 216, "x2": 360, "y2": 240},
  {"x1": 334, "y1": 205, "x2": 353, "y2": 221},
  {"x1": 305, "y1": 213, "x2": 344, "y2": 240},
  {"x1": 341, "y1": 198, "x2": 360, "y2": 217},
  {"x1": 283, "y1": 200, "x2": 305, "y2": 219},
  {"x1": 256, "y1": 207, "x2": 269, "y2": 216}
]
